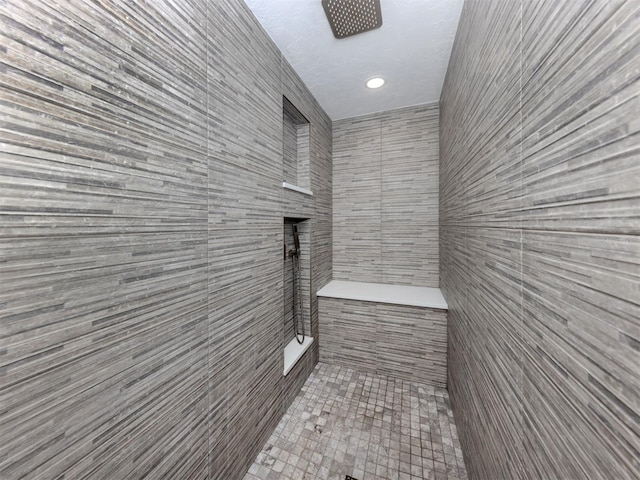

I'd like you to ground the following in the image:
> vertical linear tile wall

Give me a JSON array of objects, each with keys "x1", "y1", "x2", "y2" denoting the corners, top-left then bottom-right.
[
  {"x1": 440, "y1": 1, "x2": 640, "y2": 479},
  {"x1": 280, "y1": 57, "x2": 333, "y2": 410},
  {"x1": 0, "y1": 1, "x2": 332, "y2": 479},
  {"x1": 1, "y1": 1, "x2": 210, "y2": 478},
  {"x1": 206, "y1": 1, "x2": 284, "y2": 476},
  {"x1": 333, "y1": 104, "x2": 440, "y2": 287}
]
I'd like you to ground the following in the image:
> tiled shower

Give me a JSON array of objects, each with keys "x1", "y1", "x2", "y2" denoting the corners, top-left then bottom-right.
[{"x1": 1, "y1": 1, "x2": 638, "y2": 480}]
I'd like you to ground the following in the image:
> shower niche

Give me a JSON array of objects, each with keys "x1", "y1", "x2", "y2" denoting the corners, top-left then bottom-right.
[
  {"x1": 282, "y1": 96, "x2": 312, "y2": 196},
  {"x1": 283, "y1": 218, "x2": 313, "y2": 376}
]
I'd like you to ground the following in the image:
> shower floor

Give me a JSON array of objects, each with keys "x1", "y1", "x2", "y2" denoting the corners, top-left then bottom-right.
[{"x1": 243, "y1": 363, "x2": 467, "y2": 480}]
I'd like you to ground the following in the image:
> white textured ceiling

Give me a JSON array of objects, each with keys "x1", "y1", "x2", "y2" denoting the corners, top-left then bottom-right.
[{"x1": 244, "y1": 0, "x2": 465, "y2": 120}]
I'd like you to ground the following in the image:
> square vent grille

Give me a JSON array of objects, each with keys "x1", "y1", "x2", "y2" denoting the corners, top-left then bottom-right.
[{"x1": 321, "y1": 0, "x2": 383, "y2": 39}]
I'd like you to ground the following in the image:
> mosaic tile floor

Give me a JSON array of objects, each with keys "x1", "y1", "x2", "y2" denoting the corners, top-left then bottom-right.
[{"x1": 244, "y1": 363, "x2": 467, "y2": 480}]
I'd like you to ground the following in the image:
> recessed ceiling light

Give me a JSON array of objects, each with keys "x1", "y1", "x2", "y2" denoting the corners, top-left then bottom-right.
[{"x1": 366, "y1": 77, "x2": 385, "y2": 89}]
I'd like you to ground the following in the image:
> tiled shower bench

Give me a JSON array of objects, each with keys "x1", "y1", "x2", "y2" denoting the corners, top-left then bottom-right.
[{"x1": 317, "y1": 280, "x2": 449, "y2": 388}]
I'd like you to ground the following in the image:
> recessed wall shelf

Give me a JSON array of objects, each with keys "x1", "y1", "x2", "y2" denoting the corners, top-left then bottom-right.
[
  {"x1": 283, "y1": 336, "x2": 314, "y2": 376},
  {"x1": 283, "y1": 218, "x2": 312, "y2": 376},
  {"x1": 283, "y1": 182, "x2": 313, "y2": 196},
  {"x1": 283, "y1": 96, "x2": 311, "y2": 192}
]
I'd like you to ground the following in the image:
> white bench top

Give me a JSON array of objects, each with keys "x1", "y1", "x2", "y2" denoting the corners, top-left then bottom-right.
[{"x1": 317, "y1": 280, "x2": 448, "y2": 310}]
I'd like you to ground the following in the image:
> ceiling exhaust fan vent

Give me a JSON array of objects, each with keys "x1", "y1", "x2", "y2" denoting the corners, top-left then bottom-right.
[{"x1": 321, "y1": 0, "x2": 383, "y2": 39}]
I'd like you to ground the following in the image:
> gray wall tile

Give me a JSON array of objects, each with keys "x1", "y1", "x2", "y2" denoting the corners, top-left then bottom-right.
[
  {"x1": 319, "y1": 298, "x2": 447, "y2": 388},
  {"x1": 333, "y1": 105, "x2": 440, "y2": 287},
  {"x1": 440, "y1": 0, "x2": 640, "y2": 479},
  {"x1": 0, "y1": 0, "x2": 332, "y2": 479}
]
